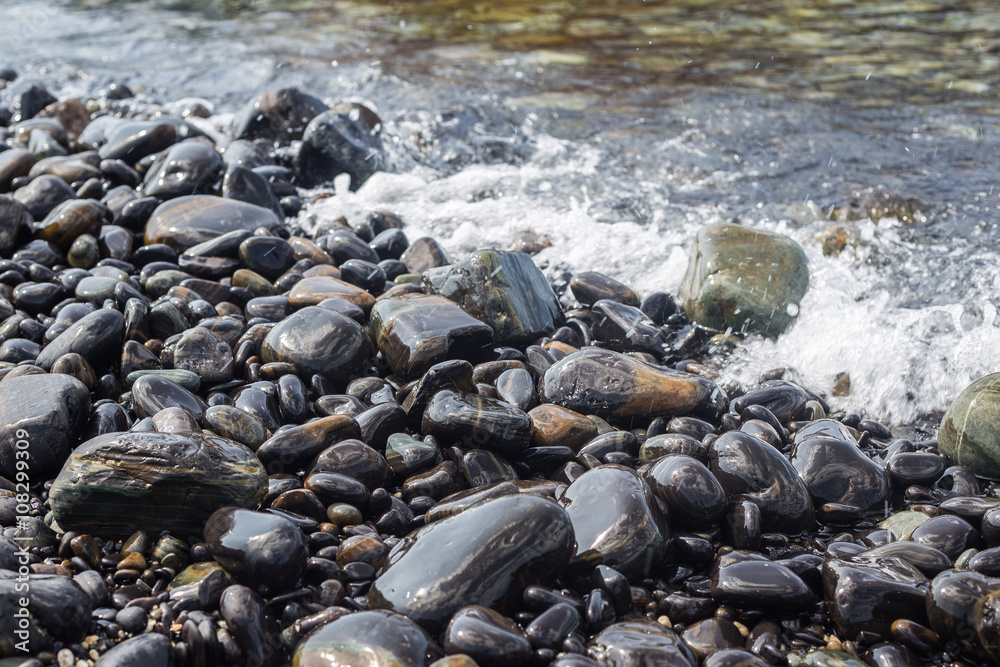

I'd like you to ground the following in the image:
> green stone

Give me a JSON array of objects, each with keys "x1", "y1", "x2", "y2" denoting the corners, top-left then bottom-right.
[
  {"x1": 428, "y1": 249, "x2": 563, "y2": 345},
  {"x1": 49, "y1": 431, "x2": 267, "y2": 538},
  {"x1": 679, "y1": 223, "x2": 809, "y2": 337},
  {"x1": 879, "y1": 510, "x2": 931, "y2": 541},
  {"x1": 126, "y1": 369, "x2": 201, "y2": 392},
  {"x1": 938, "y1": 372, "x2": 1000, "y2": 480}
]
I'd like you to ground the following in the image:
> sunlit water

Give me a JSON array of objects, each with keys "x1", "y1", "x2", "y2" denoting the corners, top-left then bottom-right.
[{"x1": 3, "y1": 0, "x2": 1000, "y2": 430}]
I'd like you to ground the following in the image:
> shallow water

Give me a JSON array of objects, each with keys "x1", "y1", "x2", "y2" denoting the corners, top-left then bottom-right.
[{"x1": 4, "y1": 0, "x2": 1000, "y2": 427}]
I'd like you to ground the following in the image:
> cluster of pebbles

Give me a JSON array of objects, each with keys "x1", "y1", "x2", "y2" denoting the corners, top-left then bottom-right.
[{"x1": 0, "y1": 74, "x2": 999, "y2": 667}]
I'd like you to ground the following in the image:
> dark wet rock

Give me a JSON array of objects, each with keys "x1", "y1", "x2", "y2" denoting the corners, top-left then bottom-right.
[
  {"x1": 205, "y1": 507, "x2": 305, "y2": 595},
  {"x1": 295, "y1": 103, "x2": 385, "y2": 190},
  {"x1": 385, "y1": 433, "x2": 442, "y2": 481},
  {"x1": 422, "y1": 390, "x2": 531, "y2": 460},
  {"x1": 0, "y1": 572, "x2": 92, "y2": 653},
  {"x1": 0, "y1": 196, "x2": 31, "y2": 252},
  {"x1": 223, "y1": 165, "x2": 283, "y2": 218},
  {"x1": 8, "y1": 82, "x2": 57, "y2": 123},
  {"x1": 368, "y1": 494, "x2": 574, "y2": 629},
  {"x1": 98, "y1": 120, "x2": 179, "y2": 163},
  {"x1": 587, "y1": 620, "x2": 696, "y2": 667},
  {"x1": 339, "y1": 258, "x2": 387, "y2": 293},
  {"x1": 909, "y1": 514, "x2": 980, "y2": 559},
  {"x1": 141, "y1": 139, "x2": 222, "y2": 199},
  {"x1": 733, "y1": 380, "x2": 809, "y2": 423},
  {"x1": 287, "y1": 275, "x2": 376, "y2": 312},
  {"x1": 790, "y1": 436, "x2": 890, "y2": 510},
  {"x1": 800, "y1": 650, "x2": 867, "y2": 667},
  {"x1": 444, "y1": 605, "x2": 533, "y2": 666},
  {"x1": 925, "y1": 569, "x2": 1000, "y2": 665},
  {"x1": 861, "y1": 542, "x2": 953, "y2": 577},
  {"x1": 680, "y1": 618, "x2": 744, "y2": 661},
  {"x1": 144, "y1": 195, "x2": 285, "y2": 252},
  {"x1": 0, "y1": 373, "x2": 90, "y2": 479},
  {"x1": 371, "y1": 294, "x2": 495, "y2": 380},
  {"x1": 429, "y1": 248, "x2": 563, "y2": 345},
  {"x1": 886, "y1": 452, "x2": 946, "y2": 487},
  {"x1": 589, "y1": 299, "x2": 669, "y2": 357},
  {"x1": 704, "y1": 650, "x2": 770, "y2": 667},
  {"x1": 94, "y1": 628, "x2": 172, "y2": 667},
  {"x1": 570, "y1": 271, "x2": 640, "y2": 308},
  {"x1": 34, "y1": 198, "x2": 104, "y2": 250},
  {"x1": 495, "y1": 367, "x2": 537, "y2": 411},
  {"x1": 559, "y1": 465, "x2": 669, "y2": 579},
  {"x1": 938, "y1": 372, "x2": 1000, "y2": 480},
  {"x1": 307, "y1": 438, "x2": 388, "y2": 490},
  {"x1": 49, "y1": 430, "x2": 266, "y2": 537},
  {"x1": 131, "y1": 374, "x2": 208, "y2": 420},
  {"x1": 219, "y1": 585, "x2": 283, "y2": 667},
  {"x1": 639, "y1": 432, "x2": 706, "y2": 463},
  {"x1": 0, "y1": 148, "x2": 35, "y2": 191},
  {"x1": 260, "y1": 306, "x2": 373, "y2": 384},
  {"x1": 172, "y1": 326, "x2": 233, "y2": 384},
  {"x1": 529, "y1": 403, "x2": 599, "y2": 451},
  {"x1": 542, "y1": 347, "x2": 726, "y2": 421},
  {"x1": 679, "y1": 223, "x2": 809, "y2": 337},
  {"x1": 233, "y1": 87, "x2": 327, "y2": 143},
  {"x1": 400, "y1": 236, "x2": 451, "y2": 273},
  {"x1": 639, "y1": 454, "x2": 727, "y2": 529},
  {"x1": 14, "y1": 173, "x2": 76, "y2": 219},
  {"x1": 292, "y1": 609, "x2": 439, "y2": 666},
  {"x1": 257, "y1": 415, "x2": 360, "y2": 473},
  {"x1": 708, "y1": 431, "x2": 815, "y2": 533},
  {"x1": 239, "y1": 235, "x2": 294, "y2": 280},
  {"x1": 823, "y1": 557, "x2": 930, "y2": 639},
  {"x1": 711, "y1": 559, "x2": 816, "y2": 610}
]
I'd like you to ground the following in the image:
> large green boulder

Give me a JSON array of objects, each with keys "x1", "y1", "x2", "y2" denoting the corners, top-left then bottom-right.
[
  {"x1": 938, "y1": 372, "x2": 1000, "y2": 480},
  {"x1": 678, "y1": 223, "x2": 809, "y2": 337}
]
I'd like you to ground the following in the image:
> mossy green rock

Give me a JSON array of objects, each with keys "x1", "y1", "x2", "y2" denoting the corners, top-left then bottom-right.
[
  {"x1": 938, "y1": 372, "x2": 1000, "y2": 480},
  {"x1": 49, "y1": 431, "x2": 267, "y2": 538},
  {"x1": 428, "y1": 248, "x2": 564, "y2": 345},
  {"x1": 679, "y1": 223, "x2": 809, "y2": 337}
]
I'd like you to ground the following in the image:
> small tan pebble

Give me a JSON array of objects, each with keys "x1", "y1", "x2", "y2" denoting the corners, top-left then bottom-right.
[
  {"x1": 833, "y1": 372, "x2": 851, "y2": 397},
  {"x1": 826, "y1": 635, "x2": 843, "y2": 651},
  {"x1": 57, "y1": 648, "x2": 75, "y2": 667},
  {"x1": 733, "y1": 621, "x2": 749, "y2": 638},
  {"x1": 656, "y1": 615, "x2": 672, "y2": 628},
  {"x1": 89, "y1": 650, "x2": 100, "y2": 661},
  {"x1": 820, "y1": 225, "x2": 850, "y2": 256},
  {"x1": 117, "y1": 552, "x2": 147, "y2": 571}
]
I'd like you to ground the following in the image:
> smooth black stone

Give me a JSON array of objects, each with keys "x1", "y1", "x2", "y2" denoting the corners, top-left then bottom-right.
[
  {"x1": 99, "y1": 120, "x2": 179, "y2": 163},
  {"x1": 239, "y1": 236, "x2": 294, "y2": 280},
  {"x1": 731, "y1": 381, "x2": 809, "y2": 423},
  {"x1": 0, "y1": 373, "x2": 90, "y2": 479},
  {"x1": 559, "y1": 465, "x2": 669, "y2": 579},
  {"x1": 444, "y1": 605, "x2": 533, "y2": 667},
  {"x1": 142, "y1": 139, "x2": 222, "y2": 199},
  {"x1": 291, "y1": 609, "x2": 439, "y2": 666},
  {"x1": 256, "y1": 415, "x2": 361, "y2": 473},
  {"x1": 219, "y1": 584, "x2": 283, "y2": 667},
  {"x1": 421, "y1": 389, "x2": 532, "y2": 460},
  {"x1": 790, "y1": 436, "x2": 890, "y2": 510},
  {"x1": 368, "y1": 494, "x2": 574, "y2": 630},
  {"x1": 261, "y1": 306, "x2": 373, "y2": 385},
  {"x1": 144, "y1": 195, "x2": 285, "y2": 252},
  {"x1": 370, "y1": 228, "x2": 409, "y2": 260},
  {"x1": 295, "y1": 103, "x2": 384, "y2": 190},
  {"x1": 590, "y1": 299, "x2": 668, "y2": 357},
  {"x1": 15, "y1": 174, "x2": 76, "y2": 220},
  {"x1": 823, "y1": 557, "x2": 930, "y2": 639},
  {"x1": 639, "y1": 454, "x2": 727, "y2": 529},
  {"x1": 205, "y1": 507, "x2": 306, "y2": 595},
  {"x1": 94, "y1": 633, "x2": 172, "y2": 667},
  {"x1": 0, "y1": 572, "x2": 92, "y2": 652},
  {"x1": 527, "y1": 602, "x2": 580, "y2": 650},
  {"x1": 886, "y1": 452, "x2": 946, "y2": 487},
  {"x1": 709, "y1": 430, "x2": 815, "y2": 533},
  {"x1": 925, "y1": 569, "x2": 1000, "y2": 665},
  {"x1": 496, "y1": 367, "x2": 538, "y2": 412},
  {"x1": 321, "y1": 230, "x2": 380, "y2": 264},
  {"x1": 233, "y1": 87, "x2": 327, "y2": 143},
  {"x1": 587, "y1": 620, "x2": 696, "y2": 667},
  {"x1": 711, "y1": 559, "x2": 815, "y2": 611},
  {"x1": 223, "y1": 165, "x2": 283, "y2": 218},
  {"x1": 569, "y1": 271, "x2": 640, "y2": 307},
  {"x1": 910, "y1": 515, "x2": 980, "y2": 559},
  {"x1": 131, "y1": 373, "x2": 208, "y2": 421},
  {"x1": 36, "y1": 307, "x2": 125, "y2": 373},
  {"x1": 339, "y1": 258, "x2": 386, "y2": 294},
  {"x1": 861, "y1": 542, "x2": 953, "y2": 577}
]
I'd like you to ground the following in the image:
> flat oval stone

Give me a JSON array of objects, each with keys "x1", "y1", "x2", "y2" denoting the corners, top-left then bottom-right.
[
  {"x1": 49, "y1": 430, "x2": 266, "y2": 537},
  {"x1": 233, "y1": 87, "x2": 327, "y2": 143},
  {"x1": 204, "y1": 507, "x2": 306, "y2": 595},
  {"x1": 126, "y1": 369, "x2": 201, "y2": 392},
  {"x1": 131, "y1": 374, "x2": 208, "y2": 421},
  {"x1": 541, "y1": 347, "x2": 726, "y2": 420},
  {"x1": 295, "y1": 103, "x2": 385, "y2": 190},
  {"x1": 711, "y1": 559, "x2": 816, "y2": 611},
  {"x1": 94, "y1": 633, "x2": 172, "y2": 667},
  {"x1": 559, "y1": 465, "x2": 669, "y2": 579},
  {"x1": 173, "y1": 327, "x2": 233, "y2": 384},
  {"x1": 35, "y1": 198, "x2": 103, "y2": 250},
  {"x1": 368, "y1": 494, "x2": 574, "y2": 630},
  {"x1": 261, "y1": 306, "x2": 373, "y2": 384},
  {"x1": 790, "y1": 436, "x2": 890, "y2": 510},
  {"x1": 444, "y1": 605, "x2": 533, "y2": 666},
  {"x1": 678, "y1": 223, "x2": 809, "y2": 337},
  {"x1": 639, "y1": 454, "x2": 727, "y2": 529},
  {"x1": 529, "y1": 404, "x2": 599, "y2": 451},
  {"x1": 36, "y1": 308, "x2": 125, "y2": 373},
  {"x1": 144, "y1": 195, "x2": 285, "y2": 251},
  {"x1": 430, "y1": 248, "x2": 564, "y2": 345},
  {"x1": 287, "y1": 276, "x2": 376, "y2": 312},
  {"x1": 938, "y1": 372, "x2": 1000, "y2": 480},
  {"x1": 0, "y1": 572, "x2": 93, "y2": 650},
  {"x1": 292, "y1": 610, "x2": 437, "y2": 667},
  {"x1": 569, "y1": 271, "x2": 640, "y2": 307},
  {"x1": 422, "y1": 390, "x2": 532, "y2": 460},
  {"x1": 588, "y1": 620, "x2": 696, "y2": 667},
  {"x1": 709, "y1": 431, "x2": 815, "y2": 533},
  {"x1": 370, "y1": 294, "x2": 496, "y2": 381},
  {"x1": 0, "y1": 373, "x2": 90, "y2": 478},
  {"x1": 256, "y1": 415, "x2": 360, "y2": 472}
]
